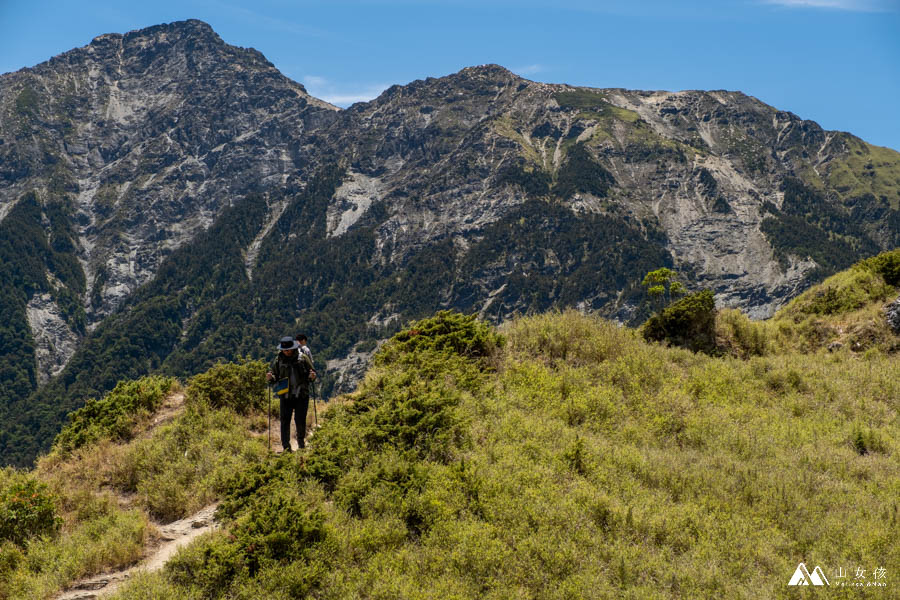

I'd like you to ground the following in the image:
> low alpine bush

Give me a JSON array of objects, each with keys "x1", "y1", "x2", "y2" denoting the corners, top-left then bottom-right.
[
  {"x1": 0, "y1": 471, "x2": 61, "y2": 546},
  {"x1": 185, "y1": 358, "x2": 267, "y2": 414},
  {"x1": 642, "y1": 289, "x2": 717, "y2": 353},
  {"x1": 52, "y1": 376, "x2": 176, "y2": 454},
  {"x1": 374, "y1": 310, "x2": 503, "y2": 365}
]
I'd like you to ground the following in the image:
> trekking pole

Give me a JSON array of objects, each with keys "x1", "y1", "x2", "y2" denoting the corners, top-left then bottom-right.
[
  {"x1": 312, "y1": 380, "x2": 318, "y2": 428},
  {"x1": 267, "y1": 383, "x2": 272, "y2": 453}
]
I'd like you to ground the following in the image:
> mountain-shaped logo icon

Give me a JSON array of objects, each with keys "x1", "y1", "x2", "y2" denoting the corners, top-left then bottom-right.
[{"x1": 788, "y1": 563, "x2": 830, "y2": 586}]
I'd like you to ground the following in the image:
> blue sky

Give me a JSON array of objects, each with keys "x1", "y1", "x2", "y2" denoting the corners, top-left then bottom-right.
[{"x1": 1, "y1": 0, "x2": 898, "y2": 150}]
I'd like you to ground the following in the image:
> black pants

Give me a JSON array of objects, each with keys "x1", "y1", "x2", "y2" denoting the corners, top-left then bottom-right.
[{"x1": 280, "y1": 389, "x2": 309, "y2": 450}]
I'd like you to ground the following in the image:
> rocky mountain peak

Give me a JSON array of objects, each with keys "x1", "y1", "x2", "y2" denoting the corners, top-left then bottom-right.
[
  {"x1": 357, "y1": 64, "x2": 522, "y2": 112},
  {"x1": 0, "y1": 18, "x2": 339, "y2": 337},
  {"x1": 27, "y1": 18, "x2": 287, "y2": 93},
  {"x1": 456, "y1": 63, "x2": 520, "y2": 81},
  {"x1": 91, "y1": 19, "x2": 220, "y2": 48},
  {"x1": 441, "y1": 63, "x2": 523, "y2": 93}
]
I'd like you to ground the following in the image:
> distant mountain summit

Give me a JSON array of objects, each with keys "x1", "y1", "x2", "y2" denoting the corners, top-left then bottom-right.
[
  {"x1": 2, "y1": 19, "x2": 899, "y2": 466},
  {"x1": 2, "y1": 18, "x2": 336, "y2": 321}
]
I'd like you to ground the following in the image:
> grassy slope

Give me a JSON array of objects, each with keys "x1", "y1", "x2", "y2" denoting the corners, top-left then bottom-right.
[
  {"x1": 717, "y1": 248, "x2": 900, "y2": 357},
  {"x1": 827, "y1": 136, "x2": 900, "y2": 208},
  {"x1": 3, "y1": 258, "x2": 899, "y2": 599},
  {"x1": 110, "y1": 301, "x2": 895, "y2": 599}
]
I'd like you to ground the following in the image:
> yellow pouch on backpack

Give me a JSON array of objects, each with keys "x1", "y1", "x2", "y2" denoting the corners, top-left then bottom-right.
[{"x1": 273, "y1": 378, "x2": 289, "y2": 397}]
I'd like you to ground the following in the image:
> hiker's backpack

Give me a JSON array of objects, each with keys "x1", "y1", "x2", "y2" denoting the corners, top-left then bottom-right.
[{"x1": 296, "y1": 356, "x2": 311, "y2": 382}]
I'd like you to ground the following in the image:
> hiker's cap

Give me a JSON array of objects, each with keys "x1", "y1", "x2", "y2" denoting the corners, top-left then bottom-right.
[{"x1": 278, "y1": 336, "x2": 300, "y2": 351}]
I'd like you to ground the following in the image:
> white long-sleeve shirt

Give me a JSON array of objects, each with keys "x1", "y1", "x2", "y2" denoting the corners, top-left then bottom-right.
[{"x1": 300, "y1": 345, "x2": 313, "y2": 368}]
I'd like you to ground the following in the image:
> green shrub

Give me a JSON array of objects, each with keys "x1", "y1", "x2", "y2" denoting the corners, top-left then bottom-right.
[
  {"x1": 229, "y1": 487, "x2": 327, "y2": 570},
  {"x1": 561, "y1": 436, "x2": 589, "y2": 476},
  {"x1": 355, "y1": 338, "x2": 378, "y2": 353},
  {"x1": 306, "y1": 351, "x2": 473, "y2": 491},
  {"x1": 14, "y1": 86, "x2": 39, "y2": 116},
  {"x1": 0, "y1": 540, "x2": 23, "y2": 574},
  {"x1": 764, "y1": 368, "x2": 808, "y2": 394},
  {"x1": 553, "y1": 90, "x2": 609, "y2": 110},
  {"x1": 642, "y1": 290, "x2": 717, "y2": 353},
  {"x1": 859, "y1": 248, "x2": 900, "y2": 286},
  {"x1": 237, "y1": 559, "x2": 331, "y2": 600},
  {"x1": 799, "y1": 272, "x2": 889, "y2": 316},
  {"x1": 374, "y1": 311, "x2": 502, "y2": 365},
  {"x1": 0, "y1": 469, "x2": 147, "y2": 599},
  {"x1": 207, "y1": 312, "x2": 498, "y2": 597},
  {"x1": 52, "y1": 376, "x2": 176, "y2": 453},
  {"x1": 553, "y1": 142, "x2": 616, "y2": 199},
  {"x1": 217, "y1": 454, "x2": 305, "y2": 522},
  {"x1": 185, "y1": 358, "x2": 267, "y2": 414},
  {"x1": 495, "y1": 162, "x2": 552, "y2": 197},
  {"x1": 0, "y1": 471, "x2": 61, "y2": 546},
  {"x1": 331, "y1": 451, "x2": 429, "y2": 520},
  {"x1": 851, "y1": 424, "x2": 887, "y2": 455},
  {"x1": 167, "y1": 488, "x2": 327, "y2": 597},
  {"x1": 166, "y1": 531, "x2": 248, "y2": 595}
]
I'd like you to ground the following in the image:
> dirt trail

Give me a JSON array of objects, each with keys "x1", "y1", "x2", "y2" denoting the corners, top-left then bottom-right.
[
  {"x1": 55, "y1": 504, "x2": 219, "y2": 600},
  {"x1": 147, "y1": 390, "x2": 185, "y2": 429}
]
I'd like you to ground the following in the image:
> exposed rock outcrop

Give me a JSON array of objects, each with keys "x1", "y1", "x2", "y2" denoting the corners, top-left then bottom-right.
[
  {"x1": 26, "y1": 294, "x2": 79, "y2": 385},
  {"x1": 886, "y1": 296, "x2": 900, "y2": 333}
]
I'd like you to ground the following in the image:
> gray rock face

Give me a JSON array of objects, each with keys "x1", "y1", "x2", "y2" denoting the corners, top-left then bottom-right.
[
  {"x1": 316, "y1": 66, "x2": 534, "y2": 263},
  {"x1": 326, "y1": 344, "x2": 382, "y2": 396},
  {"x1": 312, "y1": 70, "x2": 895, "y2": 319},
  {"x1": 327, "y1": 171, "x2": 383, "y2": 238},
  {"x1": 886, "y1": 296, "x2": 900, "y2": 333},
  {"x1": 26, "y1": 293, "x2": 78, "y2": 385},
  {"x1": 1, "y1": 19, "x2": 338, "y2": 325}
]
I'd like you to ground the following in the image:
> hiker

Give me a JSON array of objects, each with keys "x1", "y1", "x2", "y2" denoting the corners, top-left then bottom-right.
[
  {"x1": 266, "y1": 336, "x2": 312, "y2": 452},
  {"x1": 296, "y1": 333, "x2": 322, "y2": 422},
  {"x1": 295, "y1": 333, "x2": 316, "y2": 375}
]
